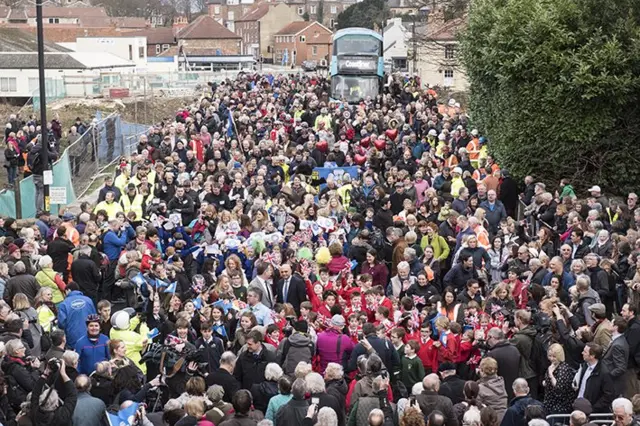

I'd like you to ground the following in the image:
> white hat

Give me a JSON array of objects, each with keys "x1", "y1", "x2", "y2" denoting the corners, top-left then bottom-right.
[
  {"x1": 438, "y1": 133, "x2": 446, "y2": 141},
  {"x1": 453, "y1": 167, "x2": 463, "y2": 174},
  {"x1": 428, "y1": 129, "x2": 437, "y2": 137},
  {"x1": 111, "y1": 311, "x2": 130, "y2": 330},
  {"x1": 448, "y1": 99, "x2": 456, "y2": 107},
  {"x1": 471, "y1": 129, "x2": 479, "y2": 136},
  {"x1": 588, "y1": 185, "x2": 601, "y2": 193}
]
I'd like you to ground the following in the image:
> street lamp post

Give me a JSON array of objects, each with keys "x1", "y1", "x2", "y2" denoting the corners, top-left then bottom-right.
[{"x1": 36, "y1": 0, "x2": 49, "y2": 213}]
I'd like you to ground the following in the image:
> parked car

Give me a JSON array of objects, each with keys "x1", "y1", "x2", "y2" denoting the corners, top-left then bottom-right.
[{"x1": 302, "y1": 60, "x2": 318, "y2": 71}]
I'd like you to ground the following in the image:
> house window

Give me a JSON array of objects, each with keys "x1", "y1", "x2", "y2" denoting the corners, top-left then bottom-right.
[
  {"x1": 300, "y1": 35, "x2": 306, "y2": 42},
  {"x1": 128, "y1": 45, "x2": 133, "y2": 60},
  {"x1": 330, "y1": 18, "x2": 335, "y2": 27},
  {"x1": 331, "y1": 5, "x2": 337, "y2": 13},
  {"x1": 228, "y1": 11, "x2": 234, "y2": 20},
  {"x1": 0, "y1": 77, "x2": 17, "y2": 92},
  {"x1": 297, "y1": 6, "x2": 304, "y2": 15},
  {"x1": 444, "y1": 69, "x2": 454, "y2": 78},
  {"x1": 444, "y1": 45, "x2": 455, "y2": 59},
  {"x1": 267, "y1": 46, "x2": 272, "y2": 53},
  {"x1": 162, "y1": 44, "x2": 169, "y2": 50},
  {"x1": 310, "y1": 5, "x2": 316, "y2": 13},
  {"x1": 48, "y1": 18, "x2": 59, "y2": 23},
  {"x1": 214, "y1": 5, "x2": 220, "y2": 13},
  {"x1": 139, "y1": 46, "x2": 145, "y2": 58},
  {"x1": 155, "y1": 44, "x2": 161, "y2": 54},
  {"x1": 312, "y1": 45, "x2": 318, "y2": 55}
]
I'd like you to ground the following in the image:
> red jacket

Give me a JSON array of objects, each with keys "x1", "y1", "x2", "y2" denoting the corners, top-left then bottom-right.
[{"x1": 417, "y1": 338, "x2": 438, "y2": 373}]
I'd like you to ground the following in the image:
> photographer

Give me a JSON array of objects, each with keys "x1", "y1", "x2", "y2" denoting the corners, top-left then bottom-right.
[
  {"x1": 30, "y1": 358, "x2": 77, "y2": 426},
  {"x1": 2, "y1": 339, "x2": 41, "y2": 412}
]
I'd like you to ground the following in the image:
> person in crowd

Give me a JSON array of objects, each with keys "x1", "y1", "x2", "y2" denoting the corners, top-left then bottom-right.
[
  {"x1": 72, "y1": 374, "x2": 107, "y2": 426},
  {"x1": 500, "y1": 378, "x2": 543, "y2": 426},
  {"x1": 477, "y1": 357, "x2": 508, "y2": 422},
  {"x1": 573, "y1": 342, "x2": 616, "y2": 413},
  {"x1": 2, "y1": 74, "x2": 638, "y2": 426}
]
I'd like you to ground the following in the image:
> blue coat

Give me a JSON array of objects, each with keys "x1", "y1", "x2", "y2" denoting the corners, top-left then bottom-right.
[
  {"x1": 74, "y1": 333, "x2": 110, "y2": 374},
  {"x1": 501, "y1": 395, "x2": 543, "y2": 426},
  {"x1": 58, "y1": 291, "x2": 97, "y2": 347}
]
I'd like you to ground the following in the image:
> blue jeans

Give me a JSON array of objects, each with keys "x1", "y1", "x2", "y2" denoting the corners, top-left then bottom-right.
[{"x1": 7, "y1": 166, "x2": 16, "y2": 185}]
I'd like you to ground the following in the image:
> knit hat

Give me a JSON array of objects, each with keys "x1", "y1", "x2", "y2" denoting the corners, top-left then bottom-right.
[
  {"x1": 206, "y1": 385, "x2": 225, "y2": 403},
  {"x1": 7, "y1": 244, "x2": 19, "y2": 255},
  {"x1": 330, "y1": 315, "x2": 345, "y2": 329}
]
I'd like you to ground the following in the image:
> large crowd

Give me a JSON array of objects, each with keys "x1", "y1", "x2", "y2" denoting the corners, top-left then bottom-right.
[{"x1": 0, "y1": 72, "x2": 639, "y2": 426}]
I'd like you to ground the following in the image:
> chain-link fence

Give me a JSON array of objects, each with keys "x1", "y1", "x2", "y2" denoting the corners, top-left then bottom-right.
[{"x1": 69, "y1": 113, "x2": 150, "y2": 198}]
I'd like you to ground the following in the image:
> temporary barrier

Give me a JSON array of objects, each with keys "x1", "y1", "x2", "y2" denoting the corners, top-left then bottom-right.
[{"x1": 546, "y1": 413, "x2": 614, "y2": 425}]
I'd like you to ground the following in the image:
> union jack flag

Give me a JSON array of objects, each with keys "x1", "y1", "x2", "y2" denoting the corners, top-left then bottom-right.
[
  {"x1": 261, "y1": 252, "x2": 277, "y2": 265},
  {"x1": 412, "y1": 295, "x2": 426, "y2": 305}
]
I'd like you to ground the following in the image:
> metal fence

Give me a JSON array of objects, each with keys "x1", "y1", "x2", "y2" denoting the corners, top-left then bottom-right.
[
  {"x1": 70, "y1": 113, "x2": 149, "y2": 198},
  {"x1": 546, "y1": 413, "x2": 613, "y2": 425}
]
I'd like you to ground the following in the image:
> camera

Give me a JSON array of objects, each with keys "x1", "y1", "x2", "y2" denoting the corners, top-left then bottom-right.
[{"x1": 48, "y1": 358, "x2": 61, "y2": 373}]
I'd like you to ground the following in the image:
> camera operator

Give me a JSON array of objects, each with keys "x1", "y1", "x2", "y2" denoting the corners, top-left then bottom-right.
[
  {"x1": 30, "y1": 358, "x2": 77, "y2": 426},
  {"x1": 3, "y1": 339, "x2": 41, "y2": 413}
]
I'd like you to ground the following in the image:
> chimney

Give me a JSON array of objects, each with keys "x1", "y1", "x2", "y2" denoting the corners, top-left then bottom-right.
[{"x1": 173, "y1": 15, "x2": 188, "y2": 35}]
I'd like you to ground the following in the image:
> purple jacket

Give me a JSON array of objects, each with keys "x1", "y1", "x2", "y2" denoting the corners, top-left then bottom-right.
[{"x1": 315, "y1": 329, "x2": 354, "y2": 373}]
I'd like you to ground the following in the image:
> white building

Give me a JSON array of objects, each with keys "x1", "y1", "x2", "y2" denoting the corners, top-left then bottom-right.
[
  {"x1": 415, "y1": 16, "x2": 468, "y2": 91},
  {"x1": 383, "y1": 17, "x2": 410, "y2": 72},
  {"x1": 75, "y1": 36, "x2": 148, "y2": 67},
  {"x1": 0, "y1": 52, "x2": 135, "y2": 98}
]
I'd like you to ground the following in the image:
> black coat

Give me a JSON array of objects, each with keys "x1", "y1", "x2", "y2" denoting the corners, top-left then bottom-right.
[
  {"x1": 326, "y1": 378, "x2": 348, "y2": 423},
  {"x1": 206, "y1": 368, "x2": 240, "y2": 403},
  {"x1": 311, "y1": 391, "x2": 345, "y2": 426},
  {"x1": 625, "y1": 317, "x2": 640, "y2": 369},
  {"x1": 31, "y1": 378, "x2": 77, "y2": 426},
  {"x1": 486, "y1": 341, "x2": 521, "y2": 400},
  {"x1": 250, "y1": 380, "x2": 278, "y2": 413},
  {"x1": 275, "y1": 398, "x2": 309, "y2": 426},
  {"x1": 276, "y1": 275, "x2": 307, "y2": 316},
  {"x1": 234, "y1": 345, "x2": 276, "y2": 390},
  {"x1": 574, "y1": 361, "x2": 616, "y2": 413},
  {"x1": 46, "y1": 238, "x2": 75, "y2": 277},
  {"x1": 416, "y1": 390, "x2": 459, "y2": 426},
  {"x1": 70, "y1": 255, "x2": 101, "y2": 302},
  {"x1": 194, "y1": 336, "x2": 225, "y2": 374},
  {"x1": 439, "y1": 375, "x2": 466, "y2": 405}
]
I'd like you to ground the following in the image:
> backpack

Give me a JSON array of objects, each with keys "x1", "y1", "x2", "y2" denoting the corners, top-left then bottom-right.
[
  {"x1": 281, "y1": 336, "x2": 314, "y2": 376},
  {"x1": 529, "y1": 333, "x2": 550, "y2": 380},
  {"x1": 27, "y1": 149, "x2": 41, "y2": 170},
  {"x1": 5, "y1": 364, "x2": 27, "y2": 412},
  {"x1": 369, "y1": 227, "x2": 385, "y2": 257}
]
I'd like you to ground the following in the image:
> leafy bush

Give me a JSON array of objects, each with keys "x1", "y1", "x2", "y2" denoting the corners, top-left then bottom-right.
[{"x1": 460, "y1": 0, "x2": 640, "y2": 194}]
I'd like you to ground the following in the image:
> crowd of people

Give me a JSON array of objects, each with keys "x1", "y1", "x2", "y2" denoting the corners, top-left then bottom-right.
[{"x1": 0, "y1": 72, "x2": 639, "y2": 426}]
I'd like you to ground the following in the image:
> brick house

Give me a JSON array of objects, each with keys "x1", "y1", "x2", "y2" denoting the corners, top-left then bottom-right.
[
  {"x1": 235, "y1": 2, "x2": 302, "y2": 60},
  {"x1": 283, "y1": 0, "x2": 356, "y2": 29},
  {"x1": 172, "y1": 14, "x2": 241, "y2": 55},
  {"x1": 274, "y1": 21, "x2": 332, "y2": 66},
  {"x1": 207, "y1": 0, "x2": 256, "y2": 32}
]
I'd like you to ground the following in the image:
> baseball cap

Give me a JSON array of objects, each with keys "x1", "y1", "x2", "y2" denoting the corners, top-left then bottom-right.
[
  {"x1": 588, "y1": 185, "x2": 601, "y2": 193},
  {"x1": 588, "y1": 303, "x2": 605, "y2": 316}
]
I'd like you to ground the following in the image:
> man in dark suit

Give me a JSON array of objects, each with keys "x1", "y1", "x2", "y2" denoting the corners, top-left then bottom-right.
[
  {"x1": 573, "y1": 342, "x2": 616, "y2": 413},
  {"x1": 276, "y1": 263, "x2": 307, "y2": 316},
  {"x1": 416, "y1": 374, "x2": 458, "y2": 426},
  {"x1": 438, "y1": 362, "x2": 466, "y2": 405},
  {"x1": 486, "y1": 328, "x2": 521, "y2": 400},
  {"x1": 602, "y1": 317, "x2": 630, "y2": 396},
  {"x1": 205, "y1": 351, "x2": 241, "y2": 403}
]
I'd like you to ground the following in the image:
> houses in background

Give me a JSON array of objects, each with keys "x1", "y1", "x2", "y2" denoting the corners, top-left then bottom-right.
[
  {"x1": 274, "y1": 21, "x2": 332, "y2": 66},
  {"x1": 235, "y1": 3, "x2": 302, "y2": 61}
]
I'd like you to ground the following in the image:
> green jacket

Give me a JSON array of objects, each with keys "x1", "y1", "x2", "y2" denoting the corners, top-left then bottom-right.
[
  {"x1": 420, "y1": 234, "x2": 450, "y2": 262},
  {"x1": 559, "y1": 184, "x2": 576, "y2": 201},
  {"x1": 401, "y1": 355, "x2": 425, "y2": 390}
]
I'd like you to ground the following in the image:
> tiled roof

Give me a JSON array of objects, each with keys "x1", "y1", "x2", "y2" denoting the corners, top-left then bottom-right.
[
  {"x1": 177, "y1": 15, "x2": 240, "y2": 39},
  {"x1": 0, "y1": 27, "x2": 69, "y2": 52},
  {"x1": 109, "y1": 17, "x2": 147, "y2": 28},
  {"x1": 21, "y1": 26, "x2": 124, "y2": 42},
  {"x1": 275, "y1": 21, "x2": 312, "y2": 35},
  {"x1": 124, "y1": 27, "x2": 176, "y2": 44},
  {"x1": 0, "y1": 51, "x2": 134, "y2": 69},
  {"x1": 424, "y1": 16, "x2": 466, "y2": 40},
  {"x1": 0, "y1": 6, "x2": 11, "y2": 19},
  {"x1": 236, "y1": 3, "x2": 270, "y2": 21},
  {"x1": 25, "y1": 6, "x2": 108, "y2": 18}
]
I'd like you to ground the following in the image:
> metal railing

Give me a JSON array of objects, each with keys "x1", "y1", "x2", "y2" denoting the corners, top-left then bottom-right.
[{"x1": 546, "y1": 413, "x2": 613, "y2": 425}]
